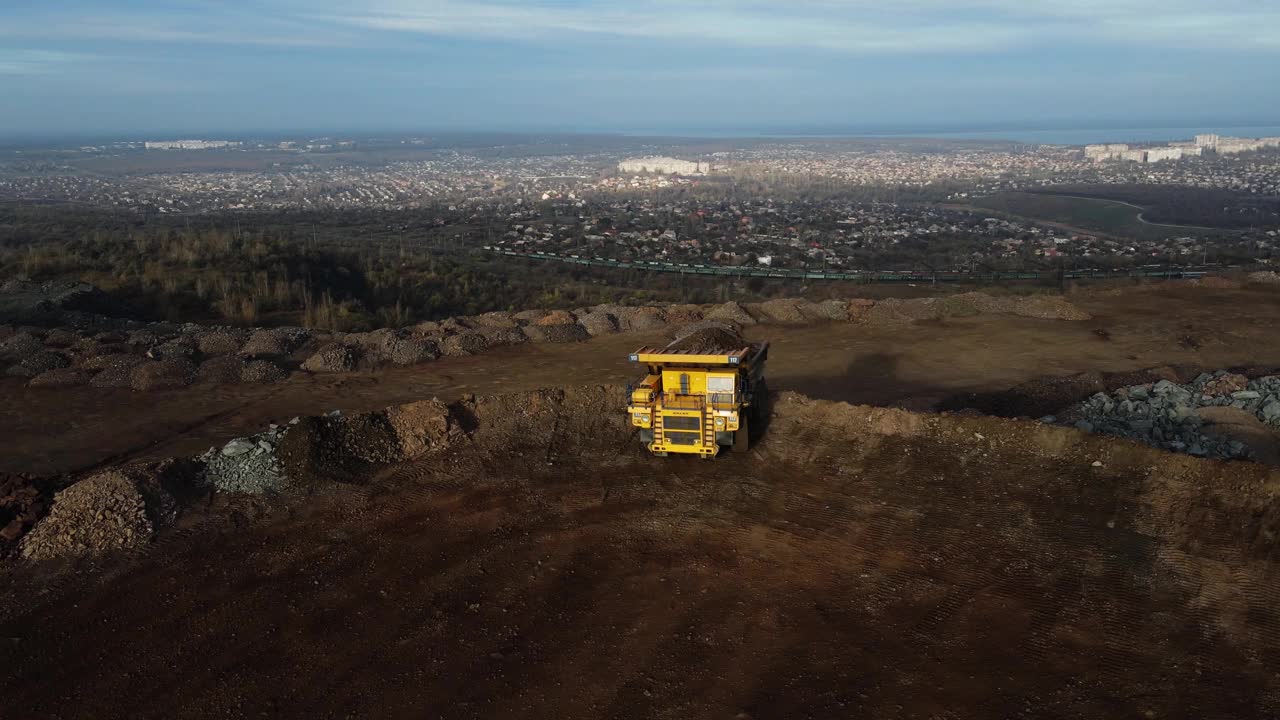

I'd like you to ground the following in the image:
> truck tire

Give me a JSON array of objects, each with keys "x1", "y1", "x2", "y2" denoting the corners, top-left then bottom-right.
[{"x1": 734, "y1": 416, "x2": 750, "y2": 452}]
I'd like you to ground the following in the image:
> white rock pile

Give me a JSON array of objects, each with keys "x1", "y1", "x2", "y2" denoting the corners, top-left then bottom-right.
[{"x1": 199, "y1": 420, "x2": 295, "y2": 494}]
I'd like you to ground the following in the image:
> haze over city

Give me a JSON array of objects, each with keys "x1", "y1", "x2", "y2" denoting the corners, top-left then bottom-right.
[{"x1": 2, "y1": 0, "x2": 1280, "y2": 136}]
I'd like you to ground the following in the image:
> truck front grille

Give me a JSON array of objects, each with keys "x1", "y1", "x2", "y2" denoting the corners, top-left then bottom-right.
[
  {"x1": 665, "y1": 431, "x2": 701, "y2": 446},
  {"x1": 663, "y1": 416, "x2": 701, "y2": 431}
]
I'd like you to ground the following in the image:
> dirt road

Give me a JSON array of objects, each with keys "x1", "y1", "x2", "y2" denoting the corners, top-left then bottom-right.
[
  {"x1": 2, "y1": 389, "x2": 1277, "y2": 719},
  {"x1": 2, "y1": 285, "x2": 1279, "y2": 476}
]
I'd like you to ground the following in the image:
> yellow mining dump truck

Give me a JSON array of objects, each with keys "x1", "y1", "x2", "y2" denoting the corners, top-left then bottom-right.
[{"x1": 626, "y1": 329, "x2": 769, "y2": 458}]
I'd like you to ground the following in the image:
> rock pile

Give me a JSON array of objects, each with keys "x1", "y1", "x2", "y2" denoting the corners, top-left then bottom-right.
[
  {"x1": 665, "y1": 325, "x2": 748, "y2": 354},
  {"x1": 7, "y1": 288, "x2": 1094, "y2": 390},
  {"x1": 19, "y1": 471, "x2": 155, "y2": 561},
  {"x1": 200, "y1": 422, "x2": 294, "y2": 494},
  {"x1": 1057, "y1": 373, "x2": 1280, "y2": 460}
]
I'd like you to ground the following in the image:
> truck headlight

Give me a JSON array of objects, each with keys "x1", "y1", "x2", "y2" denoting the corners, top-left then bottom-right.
[{"x1": 714, "y1": 417, "x2": 726, "y2": 429}]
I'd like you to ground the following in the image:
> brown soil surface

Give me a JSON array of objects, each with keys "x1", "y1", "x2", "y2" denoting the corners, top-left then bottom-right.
[
  {"x1": 1198, "y1": 406, "x2": 1280, "y2": 465},
  {"x1": 1, "y1": 388, "x2": 1278, "y2": 718},
  {"x1": 2, "y1": 285, "x2": 1280, "y2": 476}
]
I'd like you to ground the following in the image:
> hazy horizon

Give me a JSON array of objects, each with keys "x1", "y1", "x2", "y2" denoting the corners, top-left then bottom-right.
[{"x1": 3, "y1": 1, "x2": 1280, "y2": 137}]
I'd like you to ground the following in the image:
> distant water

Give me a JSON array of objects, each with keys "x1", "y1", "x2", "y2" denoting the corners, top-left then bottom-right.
[{"x1": 620, "y1": 126, "x2": 1280, "y2": 146}]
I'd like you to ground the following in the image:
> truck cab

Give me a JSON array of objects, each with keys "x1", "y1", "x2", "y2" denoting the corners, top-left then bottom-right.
[{"x1": 626, "y1": 341, "x2": 768, "y2": 458}]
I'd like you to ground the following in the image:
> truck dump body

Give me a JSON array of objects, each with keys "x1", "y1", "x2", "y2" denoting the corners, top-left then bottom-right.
[{"x1": 627, "y1": 327, "x2": 768, "y2": 458}]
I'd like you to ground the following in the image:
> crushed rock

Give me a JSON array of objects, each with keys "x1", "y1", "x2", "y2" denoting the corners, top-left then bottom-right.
[
  {"x1": 42, "y1": 328, "x2": 81, "y2": 348},
  {"x1": 522, "y1": 323, "x2": 590, "y2": 344},
  {"x1": 748, "y1": 298, "x2": 811, "y2": 324},
  {"x1": 241, "y1": 359, "x2": 288, "y2": 384},
  {"x1": 388, "y1": 337, "x2": 440, "y2": 366},
  {"x1": 29, "y1": 367, "x2": 91, "y2": 387},
  {"x1": 197, "y1": 355, "x2": 247, "y2": 384},
  {"x1": 131, "y1": 357, "x2": 197, "y2": 391},
  {"x1": 475, "y1": 326, "x2": 527, "y2": 347},
  {"x1": 665, "y1": 326, "x2": 747, "y2": 354},
  {"x1": 805, "y1": 299, "x2": 851, "y2": 322},
  {"x1": 0, "y1": 331, "x2": 45, "y2": 361},
  {"x1": 200, "y1": 423, "x2": 291, "y2": 494},
  {"x1": 704, "y1": 301, "x2": 757, "y2": 326},
  {"x1": 240, "y1": 328, "x2": 309, "y2": 358},
  {"x1": 6, "y1": 350, "x2": 70, "y2": 378},
  {"x1": 535, "y1": 310, "x2": 577, "y2": 326},
  {"x1": 471, "y1": 311, "x2": 519, "y2": 329},
  {"x1": 440, "y1": 332, "x2": 496, "y2": 357},
  {"x1": 512, "y1": 309, "x2": 550, "y2": 324},
  {"x1": 577, "y1": 310, "x2": 619, "y2": 336},
  {"x1": 20, "y1": 471, "x2": 155, "y2": 561},
  {"x1": 195, "y1": 330, "x2": 246, "y2": 355},
  {"x1": 302, "y1": 344, "x2": 358, "y2": 373},
  {"x1": 1058, "y1": 373, "x2": 1280, "y2": 460}
]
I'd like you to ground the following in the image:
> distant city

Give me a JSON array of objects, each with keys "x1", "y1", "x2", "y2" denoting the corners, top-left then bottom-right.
[
  {"x1": 1085, "y1": 134, "x2": 1280, "y2": 164},
  {"x1": 2, "y1": 131, "x2": 1277, "y2": 273}
]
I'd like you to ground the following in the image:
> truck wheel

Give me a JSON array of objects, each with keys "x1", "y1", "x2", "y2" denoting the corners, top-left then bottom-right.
[{"x1": 734, "y1": 416, "x2": 750, "y2": 452}]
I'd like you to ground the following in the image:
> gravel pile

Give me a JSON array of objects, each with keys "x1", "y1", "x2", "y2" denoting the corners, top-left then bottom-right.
[
  {"x1": 302, "y1": 344, "x2": 358, "y2": 373},
  {"x1": 130, "y1": 357, "x2": 197, "y2": 391},
  {"x1": 194, "y1": 330, "x2": 245, "y2": 355},
  {"x1": 664, "y1": 304, "x2": 705, "y2": 325},
  {"x1": 20, "y1": 471, "x2": 154, "y2": 561},
  {"x1": 196, "y1": 356, "x2": 247, "y2": 384},
  {"x1": 471, "y1": 311, "x2": 519, "y2": 329},
  {"x1": 611, "y1": 306, "x2": 668, "y2": 332},
  {"x1": 1247, "y1": 271, "x2": 1280, "y2": 285},
  {"x1": 577, "y1": 310, "x2": 619, "y2": 336},
  {"x1": 513, "y1": 309, "x2": 550, "y2": 324},
  {"x1": 440, "y1": 331, "x2": 495, "y2": 356},
  {"x1": 43, "y1": 328, "x2": 81, "y2": 348},
  {"x1": 1056, "y1": 373, "x2": 1280, "y2": 460},
  {"x1": 748, "y1": 298, "x2": 810, "y2": 324},
  {"x1": 805, "y1": 299, "x2": 852, "y2": 322},
  {"x1": 89, "y1": 362, "x2": 139, "y2": 388},
  {"x1": 6, "y1": 350, "x2": 70, "y2": 378},
  {"x1": 476, "y1": 325, "x2": 527, "y2": 347},
  {"x1": 200, "y1": 422, "x2": 293, "y2": 494},
  {"x1": 241, "y1": 359, "x2": 288, "y2": 384},
  {"x1": 82, "y1": 352, "x2": 145, "y2": 371},
  {"x1": 0, "y1": 331, "x2": 44, "y2": 362},
  {"x1": 149, "y1": 336, "x2": 197, "y2": 360},
  {"x1": 387, "y1": 336, "x2": 440, "y2": 366},
  {"x1": 29, "y1": 367, "x2": 91, "y2": 387},
  {"x1": 241, "y1": 327, "x2": 308, "y2": 358},
  {"x1": 536, "y1": 310, "x2": 577, "y2": 326},
  {"x1": 705, "y1": 301, "x2": 757, "y2": 326},
  {"x1": 957, "y1": 292, "x2": 1093, "y2": 321},
  {"x1": 522, "y1": 323, "x2": 590, "y2": 344}
]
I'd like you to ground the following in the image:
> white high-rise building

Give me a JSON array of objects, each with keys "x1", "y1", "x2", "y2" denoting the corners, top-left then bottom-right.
[{"x1": 617, "y1": 157, "x2": 711, "y2": 175}]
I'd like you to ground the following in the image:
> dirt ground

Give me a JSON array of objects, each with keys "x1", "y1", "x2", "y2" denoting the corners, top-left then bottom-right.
[
  {"x1": 2, "y1": 388, "x2": 1278, "y2": 719},
  {"x1": 2, "y1": 284, "x2": 1280, "y2": 476}
]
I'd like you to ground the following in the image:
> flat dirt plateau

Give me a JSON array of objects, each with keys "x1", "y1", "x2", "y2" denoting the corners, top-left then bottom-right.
[{"x1": 3, "y1": 386, "x2": 1279, "y2": 719}]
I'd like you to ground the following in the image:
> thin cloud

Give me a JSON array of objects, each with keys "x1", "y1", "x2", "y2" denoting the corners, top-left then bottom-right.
[
  {"x1": 1, "y1": 1, "x2": 1277, "y2": 53},
  {"x1": 0, "y1": 49, "x2": 94, "y2": 75}
]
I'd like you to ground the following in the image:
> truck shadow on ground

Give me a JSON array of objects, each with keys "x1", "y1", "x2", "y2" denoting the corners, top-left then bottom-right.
[{"x1": 779, "y1": 352, "x2": 952, "y2": 410}]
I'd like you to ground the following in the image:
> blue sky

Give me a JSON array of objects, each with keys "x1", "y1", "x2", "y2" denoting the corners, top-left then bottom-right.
[{"x1": 2, "y1": 1, "x2": 1278, "y2": 136}]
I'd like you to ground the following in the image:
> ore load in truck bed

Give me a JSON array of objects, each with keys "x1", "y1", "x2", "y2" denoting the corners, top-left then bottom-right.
[{"x1": 662, "y1": 326, "x2": 748, "y2": 355}]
